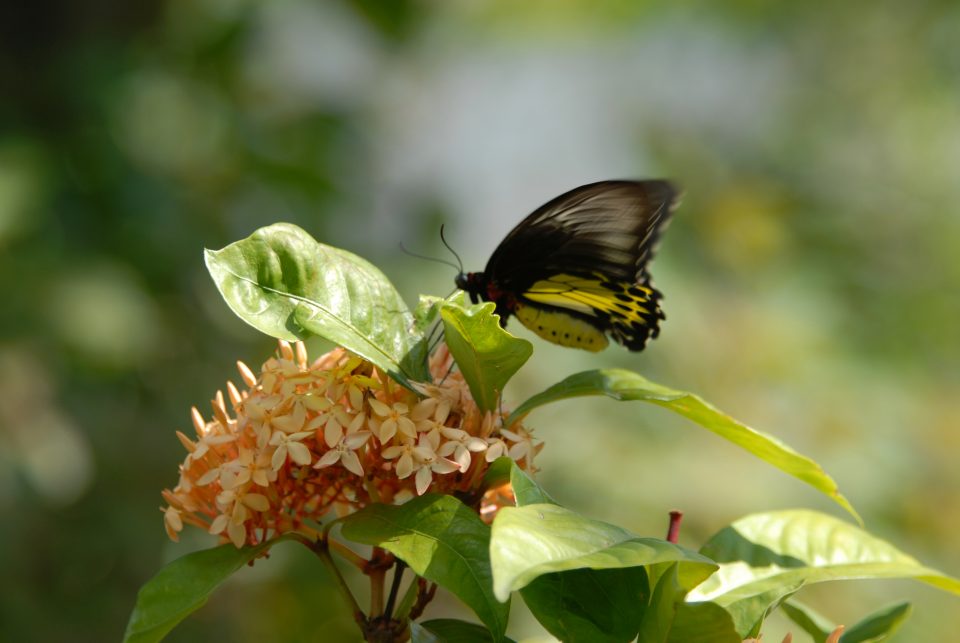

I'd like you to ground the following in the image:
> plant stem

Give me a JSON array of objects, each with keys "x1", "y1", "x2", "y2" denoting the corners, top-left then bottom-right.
[
  {"x1": 383, "y1": 559, "x2": 406, "y2": 620},
  {"x1": 364, "y1": 475, "x2": 382, "y2": 504},
  {"x1": 370, "y1": 565, "x2": 385, "y2": 616},
  {"x1": 329, "y1": 538, "x2": 369, "y2": 570},
  {"x1": 394, "y1": 572, "x2": 420, "y2": 620},
  {"x1": 408, "y1": 579, "x2": 437, "y2": 621},
  {"x1": 366, "y1": 547, "x2": 396, "y2": 616}
]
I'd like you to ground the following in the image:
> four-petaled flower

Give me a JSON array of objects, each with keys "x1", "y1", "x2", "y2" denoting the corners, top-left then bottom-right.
[
  {"x1": 501, "y1": 425, "x2": 542, "y2": 469},
  {"x1": 314, "y1": 412, "x2": 372, "y2": 476},
  {"x1": 368, "y1": 399, "x2": 417, "y2": 443},
  {"x1": 269, "y1": 430, "x2": 314, "y2": 471},
  {"x1": 384, "y1": 431, "x2": 460, "y2": 495},
  {"x1": 438, "y1": 427, "x2": 487, "y2": 472}
]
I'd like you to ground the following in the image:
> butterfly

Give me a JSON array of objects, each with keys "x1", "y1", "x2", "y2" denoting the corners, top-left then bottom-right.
[{"x1": 455, "y1": 180, "x2": 679, "y2": 352}]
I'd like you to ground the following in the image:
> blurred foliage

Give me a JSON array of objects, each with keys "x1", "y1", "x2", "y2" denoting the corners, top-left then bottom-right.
[{"x1": 1, "y1": 0, "x2": 958, "y2": 641}]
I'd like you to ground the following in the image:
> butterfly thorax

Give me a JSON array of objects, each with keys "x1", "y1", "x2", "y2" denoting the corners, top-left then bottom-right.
[{"x1": 455, "y1": 272, "x2": 518, "y2": 325}]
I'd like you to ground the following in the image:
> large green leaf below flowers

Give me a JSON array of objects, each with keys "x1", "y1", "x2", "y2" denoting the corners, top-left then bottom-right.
[
  {"x1": 486, "y1": 459, "x2": 650, "y2": 642},
  {"x1": 508, "y1": 368, "x2": 860, "y2": 522},
  {"x1": 205, "y1": 223, "x2": 428, "y2": 386}
]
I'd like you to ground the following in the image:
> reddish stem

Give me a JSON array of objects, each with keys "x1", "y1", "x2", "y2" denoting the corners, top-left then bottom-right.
[{"x1": 666, "y1": 510, "x2": 683, "y2": 544}]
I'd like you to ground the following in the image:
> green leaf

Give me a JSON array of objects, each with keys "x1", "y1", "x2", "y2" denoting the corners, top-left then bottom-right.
[
  {"x1": 489, "y1": 503, "x2": 716, "y2": 602},
  {"x1": 205, "y1": 223, "x2": 427, "y2": 385},
  {"x1": 781, "y1": 600, "x2": 834, "y2": 643},
  {"x1": 508, "y1": 462, "x2": 556, "y2": 507},
  {"x1": 521, "y1": 566, "x2": 649, "y2": 643},
  {"x1": 412, "y1": 619, "x2": 517, "y2": 643},
  {"x1": 480, "y1": 456, "x2": 514, "y2": 489},
  {"x1": 508, "y1": 368, "x2": 859, "y2": 522},
  {"x1": 439, "y1": 299, "x2": 532, "y2": 412},
  {"x1": 640, "y1": 563, "x2": 685, "y2": 643},
  {"x1": 669, "y1": 602, "x2": 742, "y2": 643},
  {"x1": 639, "y1": 563, "x2": 740, "y2": 643},
  {"x1": 722, "y1": 582, "x2": 804, "y2": 638},
  {"x1": 781, "y1": 600, "x2": 913, "y2": 643},
  {"x1": 339, "y1": 494, "x2": 509, "y2": 641},
  {"x1": 841, "y1": 601, "x2": 912, "y2": 642},
  {"x1": 413, "y1": 295, "x2": 443, "y2": 334},
  {"x1": 480, "y1": 457, "x2": 555, "y2": 507},
  {"x1": 123, "y1": 537, "x2": 288, "y2": 643},
  {"x1": 691, "y1": 510, "x2": 960, "y2": 636}
]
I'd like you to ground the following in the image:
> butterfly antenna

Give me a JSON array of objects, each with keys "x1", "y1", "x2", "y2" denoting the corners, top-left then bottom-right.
[
  {"x1": 439, "y1": 224, "x2": 464, "y2": 273},
  {"x1": 398, "y1": 242, "x2": 460, "y2": 271}
]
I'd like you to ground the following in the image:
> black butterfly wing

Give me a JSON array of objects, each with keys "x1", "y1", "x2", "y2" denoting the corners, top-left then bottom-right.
[
  {"x1": 484, "y1": 180, "x2": 677, "y2": 291},
  {"x1": 484, "y1": 180, "x2": 679, "y2": 351}
]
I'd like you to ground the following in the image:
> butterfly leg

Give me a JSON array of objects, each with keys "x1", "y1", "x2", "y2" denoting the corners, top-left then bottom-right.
[{"x1": 493, "y1": 302, "x2": 512, "y2": 328}]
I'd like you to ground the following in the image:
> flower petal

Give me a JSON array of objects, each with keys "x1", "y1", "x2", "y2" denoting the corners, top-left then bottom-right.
[
  {"x1": 164, "y1": 506, "x2": 183, "y2": 532},
  {"x1": 347, "y1": 412, "x2": 366, "y2": 434},
  {"x1": 274, "y1": 402, "x2": 307, "y2": 433},
  {"x1": 313, "y1": 449, "x2": 341, "y2": 469},
  {"x1": 415, "y1": 466, "x2": 432, "y2": 495},
  {"x1": 437, "y1": 442, "x2": 456, "y2": 457},
  {"x1": 324, "y1": 416, "x2": 343, "y2": 448},
  {"x1": 227, "y1": 521, "x2": 247, "y2": 548},
  {"x1": 466, "y1": 438, "x2": 488, "y2": 452},
  {"x1": 432, "y1": 458, "x2": 461, "y2": 475},
  {"x1": 381, "y1": 445, "x2": 404, "y2": 459},
  {"x1": 454, "y1": 448, "x2": 471, "y2": 473},
  {"x1": 435, "y1": 399, "x2": 451, "y2": 424},
  {"x1": 343, "y1": 431, "x2": 371, "y2": 449},
  {"x1": 195, "y1": 468, "x2": 221, "y2": 487},
  {"x1": 271, "y1": 445, "x2": 288, "y2": 472},
  {"x1": 208, "y1": 515, "x2": 229, "y2": 537},
  {"x1": 242, "y1": 493, "x2": 270, "y2": 512},
  {"x1": 348, "y1": 386, "x2": 364, "y2": 411},
  {"x1": 379, "y1": 418, "x2": 397, "y2": 443},
  {"x1": 341, "y1": 450, "x2": 364, "y2": 477},
  {"x1": 410, "y1": 398, "x2": 437, "y2": 421},
  {"x1": 440, "y1": 427, "x2": 467, "y2": 441},
  {"x1": 396, "y1": 453, "x2": 414, "y2": 479},
  {"x1": 287, "y1": 441, "x2": 313, "y2": 466},
  {"x1": 303, "y1": 393, "x2": 332, "y2": 412},
  {"x1": 368, "y1": 398, "x2": 390, "y2": 417},
  {"x1": 398, "y1": 417, "x2": 417, "y2": 440}
]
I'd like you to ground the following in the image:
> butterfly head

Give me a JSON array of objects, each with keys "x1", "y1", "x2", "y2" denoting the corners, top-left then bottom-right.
[{"x1": 455, "y1": 271, "x2": 486, "y2": 304}]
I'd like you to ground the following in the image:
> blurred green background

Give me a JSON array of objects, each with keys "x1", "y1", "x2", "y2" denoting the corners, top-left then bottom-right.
[{"x1": 2, "y1": 0, "x2": 958, "y2": 640}]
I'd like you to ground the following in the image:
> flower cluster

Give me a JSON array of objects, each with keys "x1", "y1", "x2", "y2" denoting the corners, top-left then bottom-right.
[{"x1": 162, "y1": 341, "x2": 541, "y2": 547}]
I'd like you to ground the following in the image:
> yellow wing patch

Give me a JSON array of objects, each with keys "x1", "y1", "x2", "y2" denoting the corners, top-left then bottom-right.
[
  {"x1": 515, "y1": 303, "x2": 609, "y2": 352},
  {"x1": 522, "y1": 273, "x2": 653, "y2": 324}
]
